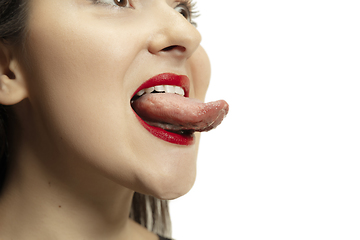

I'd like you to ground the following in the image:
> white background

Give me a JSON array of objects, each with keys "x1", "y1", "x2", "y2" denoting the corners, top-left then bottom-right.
[{"x1": 171, "y1": 0, "x2": 360, "y2": 239}]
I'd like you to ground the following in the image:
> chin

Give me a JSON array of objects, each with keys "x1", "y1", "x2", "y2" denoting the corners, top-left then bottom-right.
[
  {"x1": 134, "y1": 147, "x2": 199, "y2": 200},
  {"x1": 141, "y1": 165, "x2": 197, "y2": 200},
  {"x1": 149, "y1": 176, "x2": 196, "y2": 200}
]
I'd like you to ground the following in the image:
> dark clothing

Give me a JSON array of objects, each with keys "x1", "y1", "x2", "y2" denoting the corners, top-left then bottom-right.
[{"x1": 158, "y1": 235, "x2": 172, "y2": 240}]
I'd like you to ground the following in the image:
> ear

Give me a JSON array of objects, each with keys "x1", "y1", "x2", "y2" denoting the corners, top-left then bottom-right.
[{"x1": 0, "y1": 42, "x2": 28, "y2": 106}]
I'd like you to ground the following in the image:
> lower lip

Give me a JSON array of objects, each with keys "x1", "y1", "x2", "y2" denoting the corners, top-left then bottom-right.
[{"x1": 134, "y1": 113, "x2": 195, "y2": 146}]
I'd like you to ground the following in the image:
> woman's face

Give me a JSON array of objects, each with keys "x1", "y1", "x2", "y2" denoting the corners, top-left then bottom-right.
[{"x1": 19, "y1": 0, "x2": 210, "y2": 199}]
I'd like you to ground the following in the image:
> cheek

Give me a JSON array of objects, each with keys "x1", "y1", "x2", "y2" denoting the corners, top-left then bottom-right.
[
  {"x1": 189, "y1": 46, "x2": 211, "y2": 101},
  {"x1": 22, "y1": 10, "x2": 143, "y2": 171},
  {"x1": 24, "y1": 8, "x2": 139, "y2": 125}
]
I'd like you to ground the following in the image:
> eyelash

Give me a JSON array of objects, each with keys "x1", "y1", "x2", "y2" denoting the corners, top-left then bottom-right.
[
  {"x1": 91, "y1": 0, "x2": 132, "y2": 8},
  {"x1": 175, "y1": 0, "x2": 199, "y2": 27},
  {"x1": 90, "y1": 0, "x2": 199, "y2": 26}
]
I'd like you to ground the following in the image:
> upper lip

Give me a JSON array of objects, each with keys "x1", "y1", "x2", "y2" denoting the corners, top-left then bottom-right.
[{"x1": 131, "y1": 73, "x2": 190, "y2": 99}]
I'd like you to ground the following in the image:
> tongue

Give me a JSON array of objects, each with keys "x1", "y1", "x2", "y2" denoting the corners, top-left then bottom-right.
[{"x1": 131, "y1": 93, "x2": 229, "y2": 132}]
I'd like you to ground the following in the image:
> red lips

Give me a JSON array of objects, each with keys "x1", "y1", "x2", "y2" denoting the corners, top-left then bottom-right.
[
  {"x1": 132, "y1": 73, "x2": 195, "y2": 146},
  {"x1": 131, "y1": 72, "x2": 230, "y2": 146}
]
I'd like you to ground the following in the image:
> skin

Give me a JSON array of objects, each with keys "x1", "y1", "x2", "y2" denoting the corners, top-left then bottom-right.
[{"x1": 0, "y1": 0, "x2": 211, "y2": 239}]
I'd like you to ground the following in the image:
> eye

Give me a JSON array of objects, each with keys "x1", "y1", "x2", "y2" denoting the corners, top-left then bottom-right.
[
  {"x1": 91, "y1": 0, "x2": 132, "y2": 8},
  {"x1": 174, "y1": 4, "x2": 191, "y2": 22},
  {"x1": 114, "y1": 0, "x2": 130, "y2": 7},
  {"x1": 174, "y1": 1, "x2": 199, "y2": 27}
]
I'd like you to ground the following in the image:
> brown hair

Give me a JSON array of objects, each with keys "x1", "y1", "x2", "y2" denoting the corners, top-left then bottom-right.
[{"x1": 0, "y1": 0, "x2": 171, "y2": 237}]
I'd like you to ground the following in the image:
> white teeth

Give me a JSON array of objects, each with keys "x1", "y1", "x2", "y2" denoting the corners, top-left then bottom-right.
[
  {"x1": 136, "y1": 85, "x2": 185, "y2": 97},
  {"x1": 136, "y1": 89, "x2": 145, "y2": 96},
  {"x1": 164, "y1": 85, "x2": 176, "y2": 94},
  {"x1": 175, "y1": 86, "x2": 185, "y2": 96},
  {"x1": 154, "y1": 85, "x2": 165, "y2": 92},
  {"x1": 145, "y1": 87, "x2": 155, "y2": 94}
]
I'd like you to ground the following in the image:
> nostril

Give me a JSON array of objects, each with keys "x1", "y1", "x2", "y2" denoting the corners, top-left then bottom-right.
[{"x1": 162, "y1": 45, "x2": 186, "y2": 52}]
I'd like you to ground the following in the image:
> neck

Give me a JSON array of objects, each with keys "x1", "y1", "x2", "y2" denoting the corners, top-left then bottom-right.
[{"x1": 0, "y1": 132, "x2": 136, "y2": 240}]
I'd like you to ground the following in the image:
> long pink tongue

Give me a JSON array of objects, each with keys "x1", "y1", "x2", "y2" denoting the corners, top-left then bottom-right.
[{"x1": 131, "y1": 93, "x2": 229, "y2": 132}]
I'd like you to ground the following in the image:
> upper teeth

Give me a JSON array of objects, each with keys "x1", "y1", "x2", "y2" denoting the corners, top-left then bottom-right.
[{"x1": 136, "y1": 85, "x2": 185, "y2": 97}]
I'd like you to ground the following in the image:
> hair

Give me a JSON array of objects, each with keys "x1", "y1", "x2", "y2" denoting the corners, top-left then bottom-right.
[{"x1": 0, "y1": 0, "x2": 171, "y2": 237}]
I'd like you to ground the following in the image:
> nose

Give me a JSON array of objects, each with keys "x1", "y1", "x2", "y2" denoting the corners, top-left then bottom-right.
[{"x1": 147, "y1": 2, "x2": 202, "y2": 59}]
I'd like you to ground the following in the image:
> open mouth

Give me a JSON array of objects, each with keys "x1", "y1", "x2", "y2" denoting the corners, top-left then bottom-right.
[
  {"x1": 131, "y1": 73, "x2": 195, "y2": 145},
  {"x1": 131, "y1": 73, "x2": 229, "y2": 146}
]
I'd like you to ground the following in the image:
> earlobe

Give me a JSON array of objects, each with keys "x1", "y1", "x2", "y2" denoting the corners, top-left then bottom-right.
[
  {"x1": 0, "y1": 74, "x2": 28, "y2": 105},
  {"x1": 0, "y1": 43, "x2": 28, "y2": 106}
]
